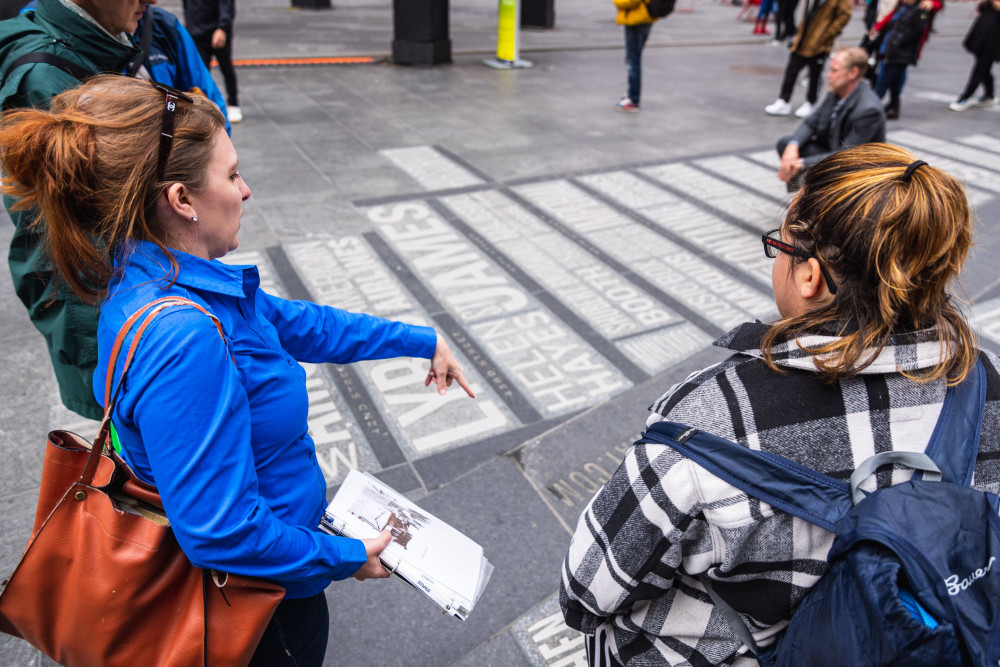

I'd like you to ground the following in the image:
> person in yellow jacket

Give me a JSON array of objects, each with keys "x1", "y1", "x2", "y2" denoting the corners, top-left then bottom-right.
[{"x1": 615, "y1": 0, "x2": 658, "y2": 111}]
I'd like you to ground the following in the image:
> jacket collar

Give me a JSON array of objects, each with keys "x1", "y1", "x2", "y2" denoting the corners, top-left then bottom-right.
[
  {"x1": 717, "y1": 321, "x2": 948, "y2": 374},
  {"x1": 115, "y1": 240, "x2": 258, "y2": 300},
  {"x1": 837, "y1": 77, "x2": 870, "y2": 107},
  {"x1": 35, "y1": 0, "x2": 141, "y2": 71}
]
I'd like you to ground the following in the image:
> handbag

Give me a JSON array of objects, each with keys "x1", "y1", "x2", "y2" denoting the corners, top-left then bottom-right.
[{"x1": 0, "y1": 296, "x2": 285, "y2": 666}]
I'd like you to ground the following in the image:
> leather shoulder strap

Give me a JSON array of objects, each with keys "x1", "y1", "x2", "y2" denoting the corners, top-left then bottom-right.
[
  {"x1": 101, "y1": 296, "x2": 226, "y2": 410},
  {"x1": 82, "y1": 297, "x2": 226, "y2": 485}
]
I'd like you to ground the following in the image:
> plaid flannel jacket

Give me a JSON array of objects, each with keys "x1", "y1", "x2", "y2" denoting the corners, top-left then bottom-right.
[{"x1": 560, "y1": 322, "x2": 1000, "y2": 666}]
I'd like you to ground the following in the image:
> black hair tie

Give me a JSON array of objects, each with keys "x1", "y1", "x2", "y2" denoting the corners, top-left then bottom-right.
[{"x1": 902, "y1": 160, "x2": 927, "y2": 183}]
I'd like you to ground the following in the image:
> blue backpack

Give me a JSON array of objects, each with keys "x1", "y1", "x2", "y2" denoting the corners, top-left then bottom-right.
[{"x1": 640, "y1": 359, "x2": 1000, "y2": 666}]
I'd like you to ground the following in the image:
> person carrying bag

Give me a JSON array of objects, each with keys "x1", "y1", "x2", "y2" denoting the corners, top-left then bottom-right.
[
  {"x1": 0, "y1": 297, "x2": 285, "y2": 666},
  {"x1": 0, "y1": 74, "x2": 475, "y2": 665}
]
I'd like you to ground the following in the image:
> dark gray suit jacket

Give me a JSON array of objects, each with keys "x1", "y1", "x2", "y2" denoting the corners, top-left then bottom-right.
[{"x1": 790, "y1": 79, "x2": 886, "y2": 166}]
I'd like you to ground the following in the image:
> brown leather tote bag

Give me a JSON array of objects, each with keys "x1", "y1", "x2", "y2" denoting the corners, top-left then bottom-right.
[{"x1": 0, "y1": 297, "x2": 285, "y2": 666}]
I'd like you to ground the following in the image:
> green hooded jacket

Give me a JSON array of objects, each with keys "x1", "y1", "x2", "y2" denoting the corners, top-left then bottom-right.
[{"x1": 0, "y1": 0, "x2": 140, "y2": 420}]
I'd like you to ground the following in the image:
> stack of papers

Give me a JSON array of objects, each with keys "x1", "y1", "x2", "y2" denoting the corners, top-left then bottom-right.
[{"x1": 320, "y1": 469, "x2": 493, "y2": 621}]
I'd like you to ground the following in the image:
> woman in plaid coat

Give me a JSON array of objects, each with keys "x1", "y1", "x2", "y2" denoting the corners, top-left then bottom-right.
[{"x1": 560, "y1": 143, "x2": 1000, "y2": 666}]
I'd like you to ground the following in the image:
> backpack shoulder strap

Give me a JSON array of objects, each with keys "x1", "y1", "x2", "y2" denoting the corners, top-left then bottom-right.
[
  {"x1": 127, "y1": 5, "x2": 154, "y2": 77},
  {"x1": 924, "y1": 357, "x2": 986, "y2": 485},
  {"x1": 846, "y1": 358, "x2": 986, "y2": 503},
  {"x1": 641, "y1": 422, "x2": 851, "y2": 532},
  {"x1": 2, "y1": 51, "x2": 90, "y2": 85},
  {"x1": 641, "y1": 357, "x2": 987, "y2": 531}
]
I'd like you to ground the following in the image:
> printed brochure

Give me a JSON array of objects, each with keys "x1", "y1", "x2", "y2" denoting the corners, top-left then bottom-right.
[{"x1": 320, "y1": 468, "x2": 493, "y2": 620}]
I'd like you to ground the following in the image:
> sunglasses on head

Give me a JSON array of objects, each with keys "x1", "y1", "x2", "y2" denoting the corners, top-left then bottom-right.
[{"x1": 153, "y1": 81, "x2": 193, "y2": 181}]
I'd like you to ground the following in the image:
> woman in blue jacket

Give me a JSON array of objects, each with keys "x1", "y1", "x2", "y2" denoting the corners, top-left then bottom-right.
[{"x1": 0, "y1": 75, "x2": 475, "y2": 666}]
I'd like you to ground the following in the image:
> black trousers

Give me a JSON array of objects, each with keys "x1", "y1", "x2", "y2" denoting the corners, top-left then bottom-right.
[
  {"x1": 193, "y1": 29, "x2": 239, "y2": 107},
  {"x1": 779, "y1": 51, "x2": 826, "y2": 105},
  {"x1": 958, "y1": 54, "x2": 996, "y2": 102},
  {"x1": 775, "y1": 0, "x2": 800, "y2": 41},
  {"x1": 248, "y1": 592, "x2": 329, "y2": 667}
]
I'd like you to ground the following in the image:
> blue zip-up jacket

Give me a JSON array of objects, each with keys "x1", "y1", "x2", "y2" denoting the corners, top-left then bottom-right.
[{"x1": 95, "y1": 242, "x2": 438, "y2": 598}]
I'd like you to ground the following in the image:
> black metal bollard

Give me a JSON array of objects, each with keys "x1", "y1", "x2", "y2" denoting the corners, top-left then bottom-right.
[
  {"x1": 392, "y1": 0, "x2": 452, "y2": 66},
  {"x1": 521, "y1": 0, "x2": 554, "y2": 28}
]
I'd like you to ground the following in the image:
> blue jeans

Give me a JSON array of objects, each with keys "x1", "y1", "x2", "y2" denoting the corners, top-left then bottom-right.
[
  {"x1": 875, "y1": 62, "x2": 908, "y2": 111},
  {"x1": 757, "y1": 0, "x2": 776, "y2": 20},
  {"x1": 624, "y1": 23, "x2": 652, "y2": 104},
  {"x1": 249, "y1": 592, "x2": 330, "y2": 667}
]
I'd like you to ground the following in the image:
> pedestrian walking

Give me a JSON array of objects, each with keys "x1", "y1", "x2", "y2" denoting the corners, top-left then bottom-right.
[
  {"x1": 754, "y1": 0, "x2": 776, "y2": 35},
  {"x1": 765, "y1": 0, "x2": 853, "y2": 118},
  {"x1": 614, "y1": 0, "x2": 660, "y2": 112},
  {"x1": 0, "y1": 0, "x2": 30, "y2": 19},
  {"x1": 870, "y1": 0, "x2": 941, "y2": 119},
  {"x1": 15, "y1": 2, "x2": 228, "y2": 131},
  {"x1": 183, "y1": 0, "x2": 241, "y2": 123},
  {"x1": 949, "y1": 0, "x2": 1000, "y2": 112},
  {"x1": 774, "y1": 0, "x2": 801, "y2": 43}
]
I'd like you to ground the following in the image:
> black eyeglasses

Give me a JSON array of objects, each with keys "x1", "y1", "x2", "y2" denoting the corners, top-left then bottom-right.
[
  {"x1": 154, "y1": 81, "x2": 193, "y2": 181},
  {"x1": 762, "y1": 228, "x2": 838, "y2": 295}
]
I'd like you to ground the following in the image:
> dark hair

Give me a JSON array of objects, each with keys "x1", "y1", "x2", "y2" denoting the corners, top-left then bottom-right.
[
  {"x1": 0, "y1": 75, "x2": 226, "y2": 303},
  {"x1": 761, "y1": 143, "x2": 976, "y2": 385}
]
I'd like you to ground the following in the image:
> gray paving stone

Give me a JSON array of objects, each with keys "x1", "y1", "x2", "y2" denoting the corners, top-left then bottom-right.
[
  {"x1": 0, "y1": 633, "x2": 40, "y2": 666},
  {"x1": 513, "y1": 344, "x2": 729, "y2": 530},
  {"x1": 512, "y1": 594, "x2": 585, "y2": 666},
  {"x1": 414, "y1": 415, "x2": 572, "y2": 492},
  {"x1": 371, "y1": 461, "x2": 424, "y2": 498},
  {"x1": 0, "y1": 488, "x2": 40, "y2": 593},
  {"x1": 455, "y1": 630, "x2": 532, "y2": 667},
  {"x1": 0, "y1": 337, "x2": 51, "y2": 501}
]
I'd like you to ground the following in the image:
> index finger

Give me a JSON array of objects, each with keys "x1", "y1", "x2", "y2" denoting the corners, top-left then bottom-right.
[{"x1": 449, "y1": 369, "x2": 476, "y2": 398}]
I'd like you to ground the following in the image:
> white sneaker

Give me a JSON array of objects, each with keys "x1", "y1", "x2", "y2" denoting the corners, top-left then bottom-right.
[
  {"x1": 976, "y1": 96, "x2": 999, "y2": 108},
  {"x1": 794, "y1": 101, "x2": 815, "y2": 118},
  {"x1": 615, "y1": 96, "x2": 639, "y2": 112},
  {"x1": 227, "y1": 105, "x2": 243, "y2": 123},
  {"x1": 765, "y1": 98, "x2": 792, "y2": 116},
  {"x1": 949, "y1": 99, "x2": 974, "y2": 112}
]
